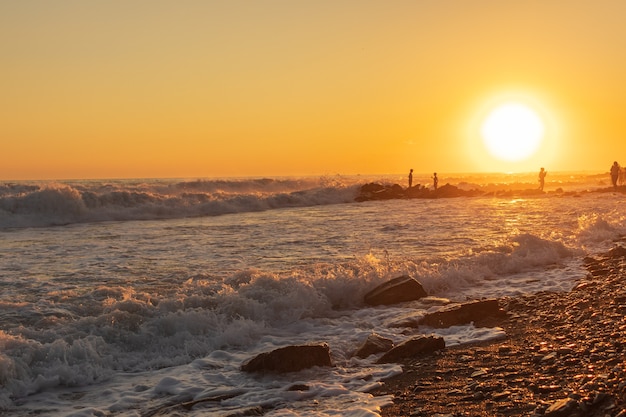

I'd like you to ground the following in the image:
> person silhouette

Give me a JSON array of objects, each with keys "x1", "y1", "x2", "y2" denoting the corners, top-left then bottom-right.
[
  {"x1": 432, "y1": 172, "x2": 438, "y2": 190},
  {"x1": 538, "y1": 167, "x2": 547, "y2": 191},
  {"x1": 408, "y1": 169, "x2": 413, "y2": 188},
  {"x1": 611, "y1": 161, "x2": 620, "y2": 188}
]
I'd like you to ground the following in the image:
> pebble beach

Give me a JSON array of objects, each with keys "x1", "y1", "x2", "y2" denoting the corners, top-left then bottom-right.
[{"x1": 374, "y1": 243, "x2": 626, "y2": 417}]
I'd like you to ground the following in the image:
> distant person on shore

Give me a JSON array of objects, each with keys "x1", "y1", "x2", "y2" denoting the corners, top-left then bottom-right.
[
  {"x1": 538, "y1": 167, "x2": 547, "y2": 191},
  {"x1": 432, "y1": 172, "x2": 438, "y2": 190},
  {"x1": 408, "y1": 169, "x2": 413, "y2": 188},
  {"x1": 611, "y1": 161, "x2": 620, "y2": 188}
]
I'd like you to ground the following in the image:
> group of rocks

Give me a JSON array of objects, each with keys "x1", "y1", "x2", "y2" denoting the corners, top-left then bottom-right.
[
  {"x1": 355, "y1": 182, "x2": 559, "y2": 202},
  {"x1": 241, "y1": 275, "x2": 504, "y2": 373},
  {"x1": 238, "y1": 245, "x2": 626, "y2": 416},
  {"x1": 355, "y1": 182, "x2": 485, "y2": 201},
  {"x1": 374, "y1": 244, "x2": 626, "y2": 417},
  {"x1": 354, "y1": 182, "x2": 626, "y2": 202}
]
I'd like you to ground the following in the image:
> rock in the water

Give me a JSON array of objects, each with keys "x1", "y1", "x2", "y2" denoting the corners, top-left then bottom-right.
[
  {"x1": 364, "y1": 275, "x2": 428, "y2": 306},
  {"x1": 376, "y1": 335, "x2": 445, "y2": 363},
  {"x1": 241, "y1": 343, "x2": 332, "y2": 373},
  {"x1": 418, "y1": 299, "x2": 506, "y2": 328},
  {"x1": 355, "y1": 183, "x2": 405, "y2": 201},
  {"x1": 354, "y1": 333, "x2": 394, "y2": 358},
  {"x1": 360, "y1": 183, "x2": 386, "y2": 194},
  {"x1": 433, "y1": 183, "x2": 462, "y2": 198}
]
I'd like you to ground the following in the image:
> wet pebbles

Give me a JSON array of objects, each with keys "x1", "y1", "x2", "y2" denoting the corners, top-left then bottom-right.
[{"x1": 374, "y1": 245, "x2": 626, "y2": 416}]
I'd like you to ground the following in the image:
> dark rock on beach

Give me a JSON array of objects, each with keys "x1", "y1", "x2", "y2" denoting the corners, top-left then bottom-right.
[
  {"x1": 364, "y1": 275, "x2": 428, "y2": 306},
  {"x1": 376, "y1": 335, "x2": 445, "y2": 364},
  {"x1": 241, "y1": 343, "x2": 332, "y2": 373},
  {"x1": 372, "y1": 243, "x2": 626, "y2": 416},
  {"x1": 418, "y1": 299, "x2": 506, "y2": 328}
]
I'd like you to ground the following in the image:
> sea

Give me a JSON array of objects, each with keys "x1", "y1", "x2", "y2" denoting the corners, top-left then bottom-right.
[{"x1": 1, "y1": 171, "x2": 625, "y2": 416}]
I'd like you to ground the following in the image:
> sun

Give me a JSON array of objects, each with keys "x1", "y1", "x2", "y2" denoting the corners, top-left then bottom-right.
[{"x1": 480, "y1": 102, "x2": 545, "y2": 161}]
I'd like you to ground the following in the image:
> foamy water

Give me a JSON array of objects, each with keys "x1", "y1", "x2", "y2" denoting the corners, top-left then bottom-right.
[{"x1": 1, "y1": 172, "x2": 625, "y2": 416}]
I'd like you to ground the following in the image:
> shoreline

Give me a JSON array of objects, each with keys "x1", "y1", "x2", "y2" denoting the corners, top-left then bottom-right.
[{"x1": 372, "y1": 244, "x2": 626, "y2": 416}]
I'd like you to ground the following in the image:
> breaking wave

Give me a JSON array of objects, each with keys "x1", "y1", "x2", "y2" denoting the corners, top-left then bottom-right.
[{"x1": 0, "y1": 178, "x2": 361, "y2": 228}]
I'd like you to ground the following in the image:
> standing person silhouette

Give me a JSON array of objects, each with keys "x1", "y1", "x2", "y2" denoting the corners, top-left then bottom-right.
[
  {"x1": 408, "y1": 169, "x2": 413, "y2": 188},
  {"x1": 432, "y1": 172, "x2": 438, "y2": 190},
  {"x1": 611, "y1": 161, "x2": 620, "y2": 188},
  {"x1": 538, "y1": 167, "x2": 547, "y2": 191}
]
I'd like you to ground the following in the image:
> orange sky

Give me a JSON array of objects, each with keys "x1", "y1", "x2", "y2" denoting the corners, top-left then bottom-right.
[{"x1": 2, "y1": 1, "x2": 626, "y2": 180}]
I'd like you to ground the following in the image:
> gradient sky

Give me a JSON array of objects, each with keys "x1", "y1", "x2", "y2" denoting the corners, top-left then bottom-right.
[{"x1": 2, "y1": 1, "x2": 626, "y2": 180}]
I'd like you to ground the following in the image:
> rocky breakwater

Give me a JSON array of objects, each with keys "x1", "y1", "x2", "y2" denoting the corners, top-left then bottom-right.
[
  {"x1": 355, "y1": 183, "x2": 481, "y2": 202},
  {"x1": 354, "y1": 182, "x2": 570, "y2": 202},
  {"x1": 374, "y1": 244, "x2": 626, "y2": 417}
]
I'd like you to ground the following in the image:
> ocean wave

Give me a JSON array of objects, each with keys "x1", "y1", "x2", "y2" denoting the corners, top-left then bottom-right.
[
  {"x1": 393, "y1": 232, "x2": 581, "y2": 298},
  {"x1": 576, "y1": 211, "x2": 626, "y2": 246},
  {"x1": 0, "y1": 231, "x2": 584, "y2": 406},
  {"x1": 0, "y1": 178, "x2": 361, "y2": 228}
]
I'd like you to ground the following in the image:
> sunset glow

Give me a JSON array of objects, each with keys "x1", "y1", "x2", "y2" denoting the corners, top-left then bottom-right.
[{"x1": 2, "y1": 1, "x2": 626, "y2": 180}]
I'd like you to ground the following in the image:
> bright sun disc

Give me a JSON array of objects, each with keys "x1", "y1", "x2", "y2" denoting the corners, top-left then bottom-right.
[{"x1": 481, "y1": 102, "x2": 545, "y2": 161}]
